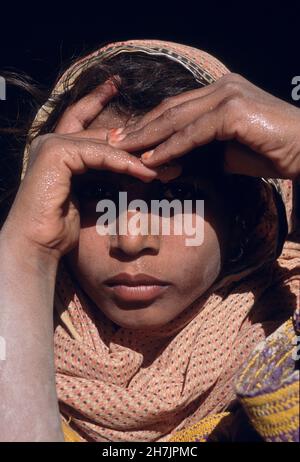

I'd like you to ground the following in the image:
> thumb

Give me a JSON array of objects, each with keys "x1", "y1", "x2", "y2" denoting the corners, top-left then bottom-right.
[{"x1": 55, "y1": 79, "x2": 118, "y2": 135}]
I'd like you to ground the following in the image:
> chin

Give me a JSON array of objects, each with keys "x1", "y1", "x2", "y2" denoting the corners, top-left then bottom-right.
[{"x1": 99, "y1": 304, "x2": 177, "y2": 331}]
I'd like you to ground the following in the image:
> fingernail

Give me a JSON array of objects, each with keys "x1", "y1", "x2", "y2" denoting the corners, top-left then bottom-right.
[
  {"x1": 104, "y1": 77, "x2": 120, "y2": 91},
  {"x1": 104, "y1": 79, "x2": 115, "y2": 88},
  {"x1": 97, "y1": 80, "x2": 117, "y2": 96},
  {"x1": 109, "y1": 127, "x2": 123, "y2": 136},
  {"x1": 142, "y1": 150, "x2": 154, "y2": 160},
  {"x1": 109, "y1": 128, "x2": 126, "y2": 142}
]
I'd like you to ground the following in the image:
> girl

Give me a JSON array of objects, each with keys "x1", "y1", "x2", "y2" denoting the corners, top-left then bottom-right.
[{"x1": 0, "y1": 40, "x2": 299, "y2": 442}]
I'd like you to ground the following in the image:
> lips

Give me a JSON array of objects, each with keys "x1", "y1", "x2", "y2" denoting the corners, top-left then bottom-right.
[{"x1": 103, "y1": 273, "x2": 170, "y2": 303}]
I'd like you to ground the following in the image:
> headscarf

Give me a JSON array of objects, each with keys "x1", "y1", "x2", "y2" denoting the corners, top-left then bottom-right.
[{"x1": 21, "y1": 40, "x2": 300, "y2": 442}]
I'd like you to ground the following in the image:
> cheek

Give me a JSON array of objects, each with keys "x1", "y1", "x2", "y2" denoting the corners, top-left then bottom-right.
[
  {"x1": 174, "y1": 218, "x2": 222, "y2": 295},
  {"x1": 66, "y1": 226, "x2": 109, "y2": 280}
]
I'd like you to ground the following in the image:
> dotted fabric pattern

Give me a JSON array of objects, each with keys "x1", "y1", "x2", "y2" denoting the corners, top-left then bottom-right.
[{"x1": 54, "y1": 232, "x2": 299, "y2": 442}]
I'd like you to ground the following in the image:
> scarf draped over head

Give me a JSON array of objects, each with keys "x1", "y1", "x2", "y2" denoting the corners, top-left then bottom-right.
[{"x1": 22, "y1": 40, "x2": 300, "y2": 442}]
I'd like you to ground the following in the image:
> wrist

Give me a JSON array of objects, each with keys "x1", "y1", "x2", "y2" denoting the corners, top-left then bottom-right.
[{"x1": 0, "y1": 225, "x2": 59, "y2": 279}]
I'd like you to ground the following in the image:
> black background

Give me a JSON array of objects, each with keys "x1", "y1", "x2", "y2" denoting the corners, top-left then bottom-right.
[
  {"x1": 0, "y1": 1, "x2": 300, "y2": 220},
  {"x1": 1, "y1": 2, "x2": 299, "y2": 99}
]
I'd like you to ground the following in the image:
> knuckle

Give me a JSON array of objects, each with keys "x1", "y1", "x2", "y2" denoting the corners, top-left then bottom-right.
[
  {"x1": 30, "y1": 133, "x2": 67, "y2": 162},
  {"x1": 163, "y1": 107, "x2": 179, "y2": 127},
  {"x1": 182, "y1": 123, "x2": 194, "y2": 137},
  {"x1": 220, "y1": 74, "x2": 245, "y2": 97},
  {"x1": 30, "y1": 133, "x2": 50, "y2": 150},
  {"x1": 217, "y1": 98, "x2": 244, "y2": 138},
  {"x1": 221, "y1": 72, "x2": 243, "y2": 84},
  {"x1": 28, "y1": 134, "x2": 53, "y2": 160},
  {"x1": 227, "y1": 72, "x2": 243, "y2": 81},
  {"x1": 221, "y1": 93, "x2": 245, "y2": 116},
  {"x1": 39, "y1": 134, "x2": 61, "y2": 154},
  {"x1": 182, "y1": 123, "x2": 199, "y2": 147}
]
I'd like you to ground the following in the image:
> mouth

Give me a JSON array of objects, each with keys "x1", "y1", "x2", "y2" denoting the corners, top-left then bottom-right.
[{"x1": 103, "y1": 273, "x2": 170, "y2": 303}]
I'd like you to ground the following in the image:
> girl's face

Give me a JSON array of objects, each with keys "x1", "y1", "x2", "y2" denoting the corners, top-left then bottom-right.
[{"x1": 66, "y1": 110, "x2": 232, "y2": 330}]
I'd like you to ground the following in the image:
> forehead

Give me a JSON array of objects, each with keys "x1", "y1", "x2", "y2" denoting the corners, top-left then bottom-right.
[{"x1": 88, "y1": 106, "x2": 140, "y2": 130}]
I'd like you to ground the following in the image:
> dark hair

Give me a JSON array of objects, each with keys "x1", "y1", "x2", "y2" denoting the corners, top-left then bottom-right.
[{"x1": 31, "y1": 52, "x2": 204, "y2": 136}]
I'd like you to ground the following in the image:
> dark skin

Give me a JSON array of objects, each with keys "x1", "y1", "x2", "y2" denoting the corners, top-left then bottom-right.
[{"x1": 1, "y1": 73, "x2": 300, "y2": 441}]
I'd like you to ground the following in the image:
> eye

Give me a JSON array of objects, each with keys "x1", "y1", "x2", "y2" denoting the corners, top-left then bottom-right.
[{"x1": 162, "y1": 182, "x2": 207, "y2": 201}]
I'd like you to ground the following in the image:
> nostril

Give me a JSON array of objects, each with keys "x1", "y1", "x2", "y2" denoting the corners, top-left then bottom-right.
[
  {"x1": 109, "y1": 234, "x2": 160, "y2": 261},
  {"x1": 109, "y1": 246, "x2": 159, "y2": 262}
]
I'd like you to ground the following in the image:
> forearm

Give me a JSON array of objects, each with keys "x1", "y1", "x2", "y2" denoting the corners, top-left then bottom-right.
[{"x1": 0, "y1": 230, "x2": 63, "y2": 442}]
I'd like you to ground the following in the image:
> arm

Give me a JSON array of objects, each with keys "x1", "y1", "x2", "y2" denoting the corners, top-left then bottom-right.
[{"x1": 0, "y1": 232, "x2": 63, "y2": 441}]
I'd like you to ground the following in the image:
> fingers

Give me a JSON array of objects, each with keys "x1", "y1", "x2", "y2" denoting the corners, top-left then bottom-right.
[
  {"x1": 108, "y1": 86, "x2": 225, "y2": 152},
  {"x1": 68, "y1": 139, "x2": 160, "y2": 182},
  {"x1": 57, "y1": 130, "x2": 182, "y2": 181},
  {"x1": 55, "y1": 80, "x2": 118, "y2": 135},
  {"x1": 31, "y1": 135, "x2": 159, "y2": 183},
  {"x1": 66, "y1": 127, "x2": 111, "y2": 142},
  {"x1": 117, "y1": 83, "x2": 219, "y2": 136},
  {"x1": 135, "y1": 110, "x2": 221, "y2": 167},
  {"x1": 59, "y1": 136, "x2": 182, "y2": 183}
]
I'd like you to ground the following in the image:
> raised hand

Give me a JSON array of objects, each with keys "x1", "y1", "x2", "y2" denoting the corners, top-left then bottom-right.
[
  {"x1": 108, "y1": 73, "x2": 300, "y2": 180},
  {"x1": 2, "y1": 81, "x2": 158, "y2": 261}
]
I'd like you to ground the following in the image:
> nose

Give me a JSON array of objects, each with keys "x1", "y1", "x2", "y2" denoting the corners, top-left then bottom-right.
[{"x1": 109, "y1": 211, "x2": 160, "y2": 258}]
